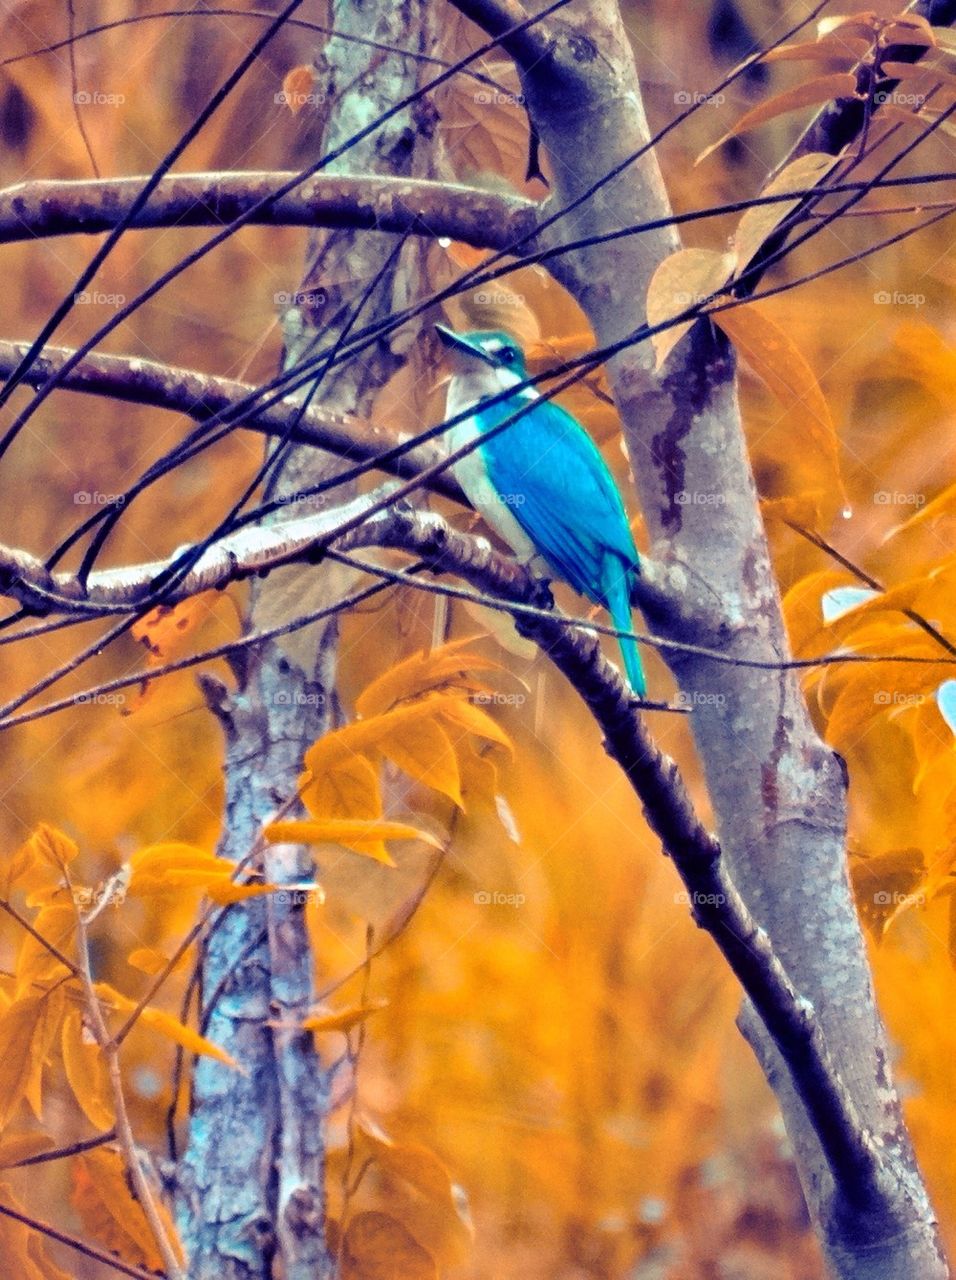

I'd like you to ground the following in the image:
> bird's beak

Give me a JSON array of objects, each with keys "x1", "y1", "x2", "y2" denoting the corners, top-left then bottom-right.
[{"x1": 435, "y1": 323, "x2": 497, "y2": 367}]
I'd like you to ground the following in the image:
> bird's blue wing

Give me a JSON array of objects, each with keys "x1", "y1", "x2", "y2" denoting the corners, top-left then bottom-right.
[{"x1": 477, "y1": 396, "x2": 638, "y2": 604}]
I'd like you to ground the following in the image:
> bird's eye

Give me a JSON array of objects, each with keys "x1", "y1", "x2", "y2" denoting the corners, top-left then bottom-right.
[{"x1": 499, "y1": 346, "x2": 515, "y2": 363}]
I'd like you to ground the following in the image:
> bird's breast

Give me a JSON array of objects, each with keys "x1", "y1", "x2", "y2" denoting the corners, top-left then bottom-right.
[{"x1": 445, "y1": 385, "x2": 537, "y2": 564}]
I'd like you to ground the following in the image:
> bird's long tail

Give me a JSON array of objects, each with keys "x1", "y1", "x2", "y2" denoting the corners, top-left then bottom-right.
[{"x1": 602, "y1": 555, "x2": 645, "y2": 697}]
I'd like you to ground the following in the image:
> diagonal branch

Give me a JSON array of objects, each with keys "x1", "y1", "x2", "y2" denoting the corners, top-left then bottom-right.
[{"x1": 0, "y1": 341, "x2": 463, "y2": 503}]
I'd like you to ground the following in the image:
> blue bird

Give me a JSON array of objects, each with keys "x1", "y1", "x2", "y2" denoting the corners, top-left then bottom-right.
[{"x1": 436, "y1": 324, "x2": 646, "y2": 696}]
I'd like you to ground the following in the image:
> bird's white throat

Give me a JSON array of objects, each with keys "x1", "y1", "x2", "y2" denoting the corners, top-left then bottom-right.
[{"x1": 443, "y1": 367, "x2": 539, "y2": 565}]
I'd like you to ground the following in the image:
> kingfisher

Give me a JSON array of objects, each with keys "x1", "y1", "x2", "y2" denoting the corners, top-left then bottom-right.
[{"x1": 435, "y1": 324, "x2": 646, "y2": 696}]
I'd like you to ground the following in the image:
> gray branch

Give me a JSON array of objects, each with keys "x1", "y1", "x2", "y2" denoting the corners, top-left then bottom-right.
[
  {"x1": 0, "y1": 340, "x2": 463, "y2": 501},
  {"x1": 0, "y1": 172, "x2": 536, "y2": 248}
]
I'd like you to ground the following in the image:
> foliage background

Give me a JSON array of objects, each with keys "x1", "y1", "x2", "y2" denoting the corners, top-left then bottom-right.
[{"x1": 1, "y1": 0, "x2": 955, "y2": 1275}]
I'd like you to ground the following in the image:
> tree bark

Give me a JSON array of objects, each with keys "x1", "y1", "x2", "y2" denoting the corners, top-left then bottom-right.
[{"x1": 176, "y1": 2, "x2": 441, "y2": 1276}]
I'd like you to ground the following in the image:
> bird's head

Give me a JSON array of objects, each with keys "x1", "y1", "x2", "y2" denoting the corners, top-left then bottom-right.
[{"x1": 435, "y1": 325, "x2": 529, "y2": 382}]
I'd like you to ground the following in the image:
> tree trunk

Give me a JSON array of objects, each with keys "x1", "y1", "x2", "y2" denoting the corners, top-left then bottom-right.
[{"x1": 177, "y1": 2, "x2": 440, "y2": 1275}]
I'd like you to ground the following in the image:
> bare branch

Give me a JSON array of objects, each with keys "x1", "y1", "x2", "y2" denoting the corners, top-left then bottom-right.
[
  {"x1": 0, "y1": 1200, "x2": 160, "y2": 1280},
  {"x1": 0, "y1": 172, "x2": 536, "y2": 248}
]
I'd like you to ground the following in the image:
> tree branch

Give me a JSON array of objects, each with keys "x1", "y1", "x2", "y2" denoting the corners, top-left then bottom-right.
[
  {"x1": 0, "y1": 340, "x2": 464, "y2": 502},
  {"x1": 0, "y1": 172, "x2": 537, "y2": 248}
]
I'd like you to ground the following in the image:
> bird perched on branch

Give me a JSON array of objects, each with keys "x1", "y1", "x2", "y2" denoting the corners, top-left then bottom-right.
[{"x1": 435, "y1": 324, "x2": 646, "y2": 696}]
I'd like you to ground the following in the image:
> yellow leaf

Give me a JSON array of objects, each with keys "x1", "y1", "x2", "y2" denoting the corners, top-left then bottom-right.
[
  {"x1": 850, "y1": 849, "x2": 926, "y2": 939},
  {"x1": 204, "y1": 879, "x2": 280, "y2": 904},
  {"x1": 61, "y1": 1010, "x2": 114, "y2": 1131},
  {"x1": 266, "y1": 818, "x2": 441, "y2": 866},
  {"x1": 818, "y1": 13, "x2": 878, "y2": 40},
  {"x1": 303, "y1": 690, "x2": 511, "y2": 813},
  {"x1": 303, "y1": 998, "x2": 388, "y2": 1033},
  {"x1": 0, "y1": 990, "x2": 64, "y2": 1128},
  {"x1": 16, "y1": 904, "x2": 76, "y2": 997},
  {"x1": 439, "y1": 699, "x2": 514, "y2": 755},
  {"x1": 94, "y1": 983, "x2": 238, "y2": 1068},
  {"x1": 0, "y1": 1182, "x2": 70, "y2": 1280},
  {"x1": 342, "y1": 1211, "x2": 438, "y2": 1280},
  {"x1": 714, "y1": 301, "x2": 846, "y2": 505},
  {"x1": 141, "y1": 1005, "x2": 239, "y2": 1067},
  {"x1": 25, "y1": 984, "x2": 65, "y2": 1122},
  {"x1": 733, "y1": 153, "x2": 839, "y2": 275},
  {"x1": 26, "y1": 1233, "x2": 74, "y2": 1280},
  {"x1": 355, "y1": 638, "x2": 501, "y2": 719},
  {"x1": 824, "y1": 638, "x2": 950, "y2": 749},
  {"x1": 72, "y1": 1149, "x2": 184, "y2": 1272},
  {"x1": 303, "y1": 754, "x2": 382, "y2": 822},
  {"x1": 2, "y1": 825, "x2": 74, "y2": 899},
  {"x1": 127, "y1": 947, "x2": 172, "y2": 975},
  {"x1": 697, "y1": 74, "x2": 859, "y2": 164},
  {"x1": 646, "y1": 247, "x2": 734, "y2": 369},
  {"x1": 380, "y1": 719, "x2": 463, "y2": 808}
]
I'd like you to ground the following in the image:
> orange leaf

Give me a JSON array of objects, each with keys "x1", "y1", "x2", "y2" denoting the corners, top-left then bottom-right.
[
  {"x1": 72, "y1": 1149, "x2": 184, "y2": 1271},
  {"x1": 764, "y1": 35, "x2": 871, "y2": 63},
  {"x1": 281, "y1": 64, "x2": 315, "y2": 116},
  {"x1": 94, "y1": 983, "x2": 238, "y2": 1068},
  {"x1": 62, "y1": 1010, "x2": 114, "y2": 1132},
  {"x1": 266, "y1": 818, "x2": 440, "y2": 866},
  {"x1": 355, "y1": 638, "x2": 501, "y2": 719},
  {"x1": 0, "y1": 990, "x2": 64, "y2": 1129},
  {"x1": 713, "y1": 301, "x2": 847, "y2": 505},
  {"x1": 342, "y1": 1211, "x2": 438, "y2": 1280},
  {"x1": 303, "y1": 998, "x2": 388, "y2": 1033},
  {"x1": 697, "y1": 74, "x2": 859, "y2": 162}
]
